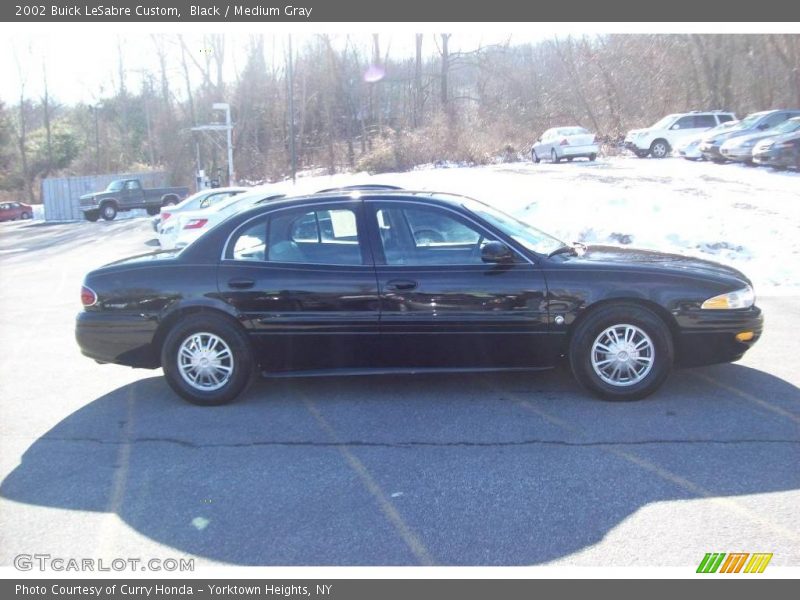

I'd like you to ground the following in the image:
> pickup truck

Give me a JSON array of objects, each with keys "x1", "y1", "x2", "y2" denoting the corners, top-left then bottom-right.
[{"x1": 79, "y1": 179, "x2": 190, "y2": 221}]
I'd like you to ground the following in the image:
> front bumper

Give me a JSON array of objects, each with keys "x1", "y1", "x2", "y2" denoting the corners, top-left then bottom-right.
[
  {"x1": 624, "y1": 140, "x2": 647, "y2": 153},
  {"x1": 753, "y1": 147, "x2": 798, "y2": 168},
  {"x1": 76, "y1": 311, "x2": 160, "y2": 368},
  {"x1": 674, "y1": 305, "x2": 763, "y2": 367},
  {"x1": 699, "y1": 143, "x2": 725, "y2": 161},
  {"x1": 720, "y1": 146, "x2": 755, "y2": 162}
]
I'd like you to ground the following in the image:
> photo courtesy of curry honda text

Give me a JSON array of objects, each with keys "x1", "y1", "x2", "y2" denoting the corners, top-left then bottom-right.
[{"x1": 75, "y1": 188, "x2": 763, "y2": 406}]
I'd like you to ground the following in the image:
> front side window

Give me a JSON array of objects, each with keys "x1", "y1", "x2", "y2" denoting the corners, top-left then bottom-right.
[
  {"x1": 374, "y1": 204, "x2": 495, "y2": 266},
  {"x1": 672, "y1": 116, "x2": 696, "y2": 129}
]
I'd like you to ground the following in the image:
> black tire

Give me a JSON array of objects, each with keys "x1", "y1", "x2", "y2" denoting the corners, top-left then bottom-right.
[
  {"x1": 146, "y1": 205, "x2": 160, "y2": 216},
  {"x1": 649, "y1": 139, "x2": 670, "y2": 159},
  {"x1": 551, "y1": 149, "x2": 561, "y2": 164},
  {"x1": 568, "y1": 303, "x2": 674, "y2": 401},
  {"x1": 21, "y1": 211, "x2": 31, "y2": 219},
  {"x1": 531, "y1": 149, "x2": 540, "y2": 164},
  {"x1": 100, "y1": 203, "x2": 117, "y2": 221},
  {"x1": 84, "y1": 210, "x2": 100, "y2": 222},
  {"x1": 567, "y1": 157, "x2": 574, "y2": 162},
  {"x1": 589, "y1": 154, "x2": 597, "y2": 161},
  {"x1": 161, "y1": 313, "x2": 255, "y2": 406}
]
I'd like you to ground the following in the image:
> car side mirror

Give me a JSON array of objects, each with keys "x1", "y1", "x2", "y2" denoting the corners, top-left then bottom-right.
[
  {"x1": 536, "y1": 137, "x2": 542, "y2": 143},
  {"x1": 481, "y1": 241, "x2": 514, "y2": 263},
  {"x1": 758, "y1": 123, "x2": 769, "y2": 130}
]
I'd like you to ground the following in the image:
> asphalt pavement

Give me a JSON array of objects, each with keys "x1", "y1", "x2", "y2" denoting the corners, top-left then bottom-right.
[{"x1": 0, "y1": 217, "x2": 798, "y2": 568}]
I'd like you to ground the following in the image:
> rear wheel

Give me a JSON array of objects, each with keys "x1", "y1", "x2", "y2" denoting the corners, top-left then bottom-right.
[
  {"x1": 551, "y1": 149, "x2": 561, "y2": 164},
  {"x1": 161, "y1": 313, "x2": 254, "y2": 406},
  {"x1": 649, "y1": 139, "x2": 670, "y2": 159},
  {"x1": 589, "y1": 153, "x2": 597, "y2": 161},
  {"x1": 20, "y1": 211, "x2": 31, "y2": 219},
  {"x1": 569, "y1": 304, "x2": 673, "y2": 401},
  {"x1": 146, "y1": 205, "x2": 160, "y2": 216}
]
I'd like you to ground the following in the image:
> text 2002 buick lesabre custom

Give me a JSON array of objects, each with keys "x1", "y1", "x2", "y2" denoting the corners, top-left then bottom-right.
[{"x1": 76, "y1": 189, "x2": 763, "y2": 406}]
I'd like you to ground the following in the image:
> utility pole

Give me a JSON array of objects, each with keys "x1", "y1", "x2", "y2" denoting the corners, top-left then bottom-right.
[{"x1": 287, "y1": 34, "x2": 296, "y2": 184}]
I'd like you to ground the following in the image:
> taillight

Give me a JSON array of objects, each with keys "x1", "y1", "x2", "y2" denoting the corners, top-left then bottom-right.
[
  {"x1": 560, "y1": 138, "x2": 569, "y2": 146},
  {"x1": 81, "y1": 285, "x2": 97, "y2": 307},
  {"x1": 592, "y1": 135, "x2": 597, "y2": 144},
  {"x1": 162, "y1": 212, "x2": 171, "y2": 221},
  {"x1": 183, "y1": 218, "x2": 208, "y2": 230}
]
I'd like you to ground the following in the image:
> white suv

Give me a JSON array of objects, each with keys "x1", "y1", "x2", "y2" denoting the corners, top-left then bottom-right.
[{"x1": 624, "y1": 111, "x2": 736, "y2": 158}]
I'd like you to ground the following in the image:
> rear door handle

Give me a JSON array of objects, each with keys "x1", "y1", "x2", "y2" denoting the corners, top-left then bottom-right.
[
  {"x1": 228, "y1": 278, "x2": 255, "y2": 289},
  {"x1": 385, "y1": 279, "x2": 418, "y2": 291}
]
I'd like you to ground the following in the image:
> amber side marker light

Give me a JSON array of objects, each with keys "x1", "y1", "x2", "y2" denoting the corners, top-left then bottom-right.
[{"x1": 736, "y1": 331, "x2": 755, "y2": 342}]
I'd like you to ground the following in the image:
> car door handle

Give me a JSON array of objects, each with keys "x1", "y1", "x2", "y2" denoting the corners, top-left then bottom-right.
[
  {"x1": 385, "y1": 279, "x2": 418, "y2": 291},
  {"x1": 227, "y1": 278, "x2": 255, "y2": 289}
]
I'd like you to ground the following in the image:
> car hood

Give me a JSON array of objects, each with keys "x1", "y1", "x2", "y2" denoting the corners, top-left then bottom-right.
[
  {"x1": 79, "y1": 192, "x2": 98, "y2": 200},
  {"x1": 702, "y1": 127, "x2": 753, "y2": 144},
  {"x1": 560, "y1": 245, "x2": 750, "y2": 285},
  {"x1": 723, "y1": 130, "x2": 779, "y2": 147}
]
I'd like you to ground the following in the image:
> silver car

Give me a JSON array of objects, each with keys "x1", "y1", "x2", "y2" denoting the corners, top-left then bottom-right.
[{"x1": 532, "y1": 126, "x2": 599, "y2": 163}]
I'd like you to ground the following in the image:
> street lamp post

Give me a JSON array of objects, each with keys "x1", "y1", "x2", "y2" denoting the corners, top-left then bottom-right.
[{"x1": 212, "y1": 102, "x2": 235, "y2": 185}]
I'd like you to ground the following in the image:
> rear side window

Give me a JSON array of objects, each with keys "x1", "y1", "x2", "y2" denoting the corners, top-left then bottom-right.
[
  {"x1": 717, "y1": 114, "x2": 735, "y2": 123},
  {"x1": 268, "y1": 207, "x2": 363, "y2": 265},
  {"x1": 694, "y1": 115, "x2": 717, "y2": 128},
  {"x1": 231, "y1": 222, "x2": 267, "y2": 261}
]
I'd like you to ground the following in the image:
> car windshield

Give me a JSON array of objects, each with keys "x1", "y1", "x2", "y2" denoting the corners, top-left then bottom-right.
[
  {"x1": 558, "y1": 127, "x2": 589, "y2": 136},
  {"x1": 463, "y1": 199, "x2": 565, "y2": 256},
  {"x1": 649, "y1": 115, "x2": 678, "y2": 129},
  {"x1": 772, "y1": 119, "x2": 800, "y2": 134},
  {"x1": 105, "y1": 180, "x2": 125, "y2": 192},
  {"x1": 739, "y1": 112, "x2": 769, "y2": 129}
]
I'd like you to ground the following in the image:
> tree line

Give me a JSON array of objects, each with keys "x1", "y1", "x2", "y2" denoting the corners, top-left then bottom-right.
[{"x1": 1, "y1": 33, "x2": 798, "y2": 203}]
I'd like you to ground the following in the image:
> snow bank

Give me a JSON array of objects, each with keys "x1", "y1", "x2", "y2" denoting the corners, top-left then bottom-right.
[{"x1": 278, "y1": 157, "x2": 800, "y2": 293}]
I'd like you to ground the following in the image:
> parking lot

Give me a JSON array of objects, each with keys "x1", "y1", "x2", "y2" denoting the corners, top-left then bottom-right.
[{"x1": 0, "y1": 165, "x2": 799, "y2": 568}]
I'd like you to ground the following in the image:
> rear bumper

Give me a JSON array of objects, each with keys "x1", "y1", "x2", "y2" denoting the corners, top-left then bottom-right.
[
  {"x1": 753, "y1": 148, "x2": 797, "y2": 168},
  {"x1": 76, "y1": 311, "x2": 160, "y2": 368},
  {"x1": 675, "y1": 306, "x2": 763, "y2": 367},
  {"x1": 561, "y1": 144, "x2": 599, "y2": 157}
]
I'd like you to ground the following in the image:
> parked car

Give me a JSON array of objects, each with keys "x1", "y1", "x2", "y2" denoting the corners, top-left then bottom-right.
[
  {"x1": 80, "y1": 178, "x2": 190, "y2": 222},
  {"x1": 624, "y1": 111, "x2": 736, "y2": 159},
  {"x1": 0, "y1": 201, "x2": 33, "y2": 221},
  {"x1": 531, "y1": 127, "x2": 599, "y2": 163},
  {"x1": 676, "y1": 120, "x2": 739, "y2": 161},
  {"x1": 720, "y1": 116, "x2": 800, "y2": 163},
  {"x1": 152, "y1": 186, "x2": 248, "y2": 232},
  {"x1": 699, "y1": 109, "x2": 800, "y2": 162},
  {"x1": 76, "y1": 189, "x2": 763, "y2": 406},
  {"x1": 158, "y1": 187, "x2": 285, "y2": 250},
  {"x1": 752, "y1": 130, "x2": 800, "y2": 169}
]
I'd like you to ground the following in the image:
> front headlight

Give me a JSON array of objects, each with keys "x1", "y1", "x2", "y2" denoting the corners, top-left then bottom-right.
[{"x1": 701, "y1": 285, "x2": 755, "y2": 310}]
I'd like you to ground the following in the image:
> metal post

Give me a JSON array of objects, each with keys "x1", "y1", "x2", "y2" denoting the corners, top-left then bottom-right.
[
  {"x1": 212, "y1": 102, "x2": 235, "y2": 186},
  {"x1": 287, "y1": 34, "x2": 296, "y2": 184}
]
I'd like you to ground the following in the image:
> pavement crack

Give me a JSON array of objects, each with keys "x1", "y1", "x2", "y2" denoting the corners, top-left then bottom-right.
[{"x1": 37, "y1": 436, "x2": 800, "y2": 449}]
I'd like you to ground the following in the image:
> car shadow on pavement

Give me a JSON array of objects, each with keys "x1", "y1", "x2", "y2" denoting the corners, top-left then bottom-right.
[{"x1": 2, "y1": 364, "x2": 798, "y2": 565}]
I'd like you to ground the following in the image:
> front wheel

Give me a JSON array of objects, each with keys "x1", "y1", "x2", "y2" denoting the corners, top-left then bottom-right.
[
  {"x1": 531, "y1": 149, "x2": 540, "y2": 164},
  {"x1": 551, "y1": 149, "x2": 561, "y2": 164},
  {"x1": 569, "y1": 304, "x2": 673, "y2": 401},
  {"x1": 649, "y1": 140, "x2": 670, "y2": 159},
  {"x1": 588, "y1": 153, "x2": 597, "y2": 162},
  {"x1": 100, "y1": 204, "x2": 117, "y2": 221},
  {"x1": 161, "y1": 313, "x2": 254, "y2": 406},
  {"x1": 21, "y1": 211, "x2": 31, "y2": 219}
]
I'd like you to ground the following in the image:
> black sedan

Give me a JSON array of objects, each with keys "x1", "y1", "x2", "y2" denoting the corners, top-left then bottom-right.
[{"x1": 76, "y1": 190, "x2": 763, "y2": 406}]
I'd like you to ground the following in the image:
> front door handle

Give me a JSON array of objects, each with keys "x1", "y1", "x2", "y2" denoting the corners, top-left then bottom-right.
[
  {"x1": 228, "y1": 278, "x2": 255, "y2": 289},
  {"x1": 385, "y1": 279, "x2": 418, "y2": 291}
]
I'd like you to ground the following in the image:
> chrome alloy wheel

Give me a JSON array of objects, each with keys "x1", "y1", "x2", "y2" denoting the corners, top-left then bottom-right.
[
  {"x1": 591, "y1": 324, "x2": 655, "y2": 387},
  {"x1": 177, "y1": 332, "x2": 234, "y2": 391}
]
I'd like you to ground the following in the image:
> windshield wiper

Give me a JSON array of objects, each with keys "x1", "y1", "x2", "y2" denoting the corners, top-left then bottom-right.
[{"x1": 548, "y1": 241, "x2": 586, "y2": 258}]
